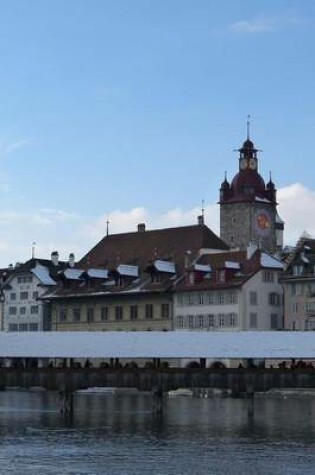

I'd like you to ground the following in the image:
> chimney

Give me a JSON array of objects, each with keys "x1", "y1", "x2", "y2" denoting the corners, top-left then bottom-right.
[
  {"x1": 51, "y1": 251, "x2": 59, "y2": 266},
  {"x1": 137, "y1": 223, "x2": 146, "y2": 233},
  {"x1": 247, "y1": 242, "x2": 258, "y2": 260},
  {"x1": 68, "y1": 253, "x2": 75, "y2": 268},
  {"x1": 197, "y1": 215, "x2": 204, "y2": 226},
  {"x1": 184, "y1": 250, "x2": 192, "y2": 268}
]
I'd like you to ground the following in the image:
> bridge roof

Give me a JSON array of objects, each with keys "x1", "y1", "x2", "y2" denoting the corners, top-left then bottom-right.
[{"x1": 1, "y1": 331, "x2": 315, "y2": 360}]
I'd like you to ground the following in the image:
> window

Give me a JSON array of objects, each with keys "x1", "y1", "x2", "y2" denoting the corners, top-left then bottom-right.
[
  {"x1": 249, "y1": 291, "x2": 257, "y2": 305},
  {"x1": 130, "y1": 305, "x2": 138, "y2": 320},
  {"x1": 218, "y1": 293, "x2": 224, "y2": 305},
  {"x1": 188, "y1": 293, "x2": 194, "y2": 305},
  {"x1": 19, "y1": 323, "x2": 28, "y2": 331},
  {"x1": 197, "y1": 315, "x2": 204, "y2": 327},
  {"x1": 188, "y1": 272, "x2": 195, "y2": 285},
  {"x1": 31, "y1": 305, "x2": 38, "y2": 314},
  {"x1": 59, "y1": 308, "x2": 67, "y2": 323},
  {"x1": 230, "y1": 235, "x2": 234, "y2": 244},
  {"x1": 177, "y1": 294, "x2": 183, "y2": 306},
  {"x1": 115, "y1": 306, "x2": 123, "y2": 320},
  {"x1": 8, "y1": 323, "x2": 18, "y2": 331},
  {"x1": 9, "y1": 306, "x2": 17, "y2": 315},
  {"x1": 101, "y1": 307, "x2": 109, "y2": 322},
  {"x1": 292, "y1": 321, "x2": 296, "y2": 330},
  {"x1": 145, "y1": 304, "x2": 153, "y2": 319},
  {"x1": 20, "y1": 292, "x2": 29, "y2": 300},
  {"x1": 269, "y1": 292, "x2": 280, "y2": 306},
  {"x1": 229, "y1": 292, "x2": 236, "y2": 304},
  {"x1": 293, "y1": 265, "x2": 303, "y2": 276},
  {"x1": 188, "y1": 315, "x2": 194, "y2": 328},
  {"x1": 161, "y1": 303, "x2": 170, "y2": 319},
  {"x1": 250, "y1": 313, "x2": 257, "y2": 329},
  {"x1": 20, "y1": 307, "x2": 26, "y2": 315},
  {"x1": 218, "y1": 314, "x2": 225, "y2": 326},
  {"x1": 29, "y1": 323, "x2": 39, "y2": 331},
  {"x1": 271, "y1": 313, "x2": 278, "y2": 329},
  {"x1": 293, "y1": 302, "x2": 299, "y2": 314},
  {"x1": 208, "y1": 314, "x2": 215, "y2": 327},
  {"x1": 198, "y1": 292, "x2": 204, "y2": 305},
  {"x1": 87, "y1": 307, "x2": 94, "y2": 323},
  {"x1": 10, "y1": 293, "x2": 16, "y2": 301},
  {"x1": 32, "y1": 291, "x2": 39, "y2": 300},
  {"x1": 291, "y1": 284, "x2": 296, "y2": 296},
  {"x1": 176, "y1": 315, "x2": 184, "y2": 328},
  {"x1": 73, "y1": 308, "x2": 81, "y2": 322},
  {"x1": 207, "y1": 292, "x2": 214, "y2": 305},
  {"x1": 230, "y1": 313, "x2": 237, "y2": 326},
  {"x1": 263, "y1": 272, "x2": 274, "y2": 283}
]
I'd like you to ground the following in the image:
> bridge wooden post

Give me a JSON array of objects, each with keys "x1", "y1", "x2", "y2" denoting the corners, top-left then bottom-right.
[
  {"x1": 59, "y1": 390, "x2": 74, "y2": 416},
  {"x1": 152, "y1": 386, "x2": 164, "y2": 415},
  {"x1": 246, "y1": 383, "x2": 255, "y2": 418}
]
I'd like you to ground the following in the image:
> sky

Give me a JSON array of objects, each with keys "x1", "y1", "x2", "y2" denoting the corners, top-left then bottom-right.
[{"x1": 0, "y1": 0, "x2": 314, "y2": 266}]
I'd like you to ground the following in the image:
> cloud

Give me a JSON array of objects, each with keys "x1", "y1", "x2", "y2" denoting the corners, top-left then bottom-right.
[
  {"x1": 229, "y1": 12, "x2": 302, "y2": 34},
  {"x1": 278, "y1": 183, "x2": 315, "y2": 245},
  {"x1": 0, "y1": 137, "x2": 35, "y2": 157}
]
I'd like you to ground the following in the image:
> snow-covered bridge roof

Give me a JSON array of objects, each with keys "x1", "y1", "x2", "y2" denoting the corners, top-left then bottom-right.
[{"x1": 1, "y1": 331, "x2": 315, "y2": 360}]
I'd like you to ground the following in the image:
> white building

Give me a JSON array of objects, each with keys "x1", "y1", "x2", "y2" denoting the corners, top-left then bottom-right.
[
  {"x1": 173, "y1": 248, "x2": 284, "y2": 332},
  {"x1": 2, "y1": 253, "x2": 72, "y2": 332}
]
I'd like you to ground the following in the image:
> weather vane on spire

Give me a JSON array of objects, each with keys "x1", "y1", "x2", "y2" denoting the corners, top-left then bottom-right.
[{"x1": 247, "y1": 114, "x2": 251, "y2": 140}]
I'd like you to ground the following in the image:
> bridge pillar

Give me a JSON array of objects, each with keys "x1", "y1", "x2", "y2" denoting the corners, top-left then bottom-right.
[
  {"x1": 152, "y1": 387, "x2": 164, "y2": 415},
  {"x1": 59, "y1": 391, "x2": 74, "y2": 416}
]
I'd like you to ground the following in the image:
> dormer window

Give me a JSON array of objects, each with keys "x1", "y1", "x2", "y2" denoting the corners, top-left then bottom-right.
[
  {"x1": 293, "y1": 265, "x2": 303, "y2": 276},
  {"x1": 188, "y1": 272, "x2": 195, "y2": 285}
]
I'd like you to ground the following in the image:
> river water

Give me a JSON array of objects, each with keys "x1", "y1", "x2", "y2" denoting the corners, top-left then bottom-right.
[{"x1": 0, "y1": 390, "x2": 314, "y2": 474}]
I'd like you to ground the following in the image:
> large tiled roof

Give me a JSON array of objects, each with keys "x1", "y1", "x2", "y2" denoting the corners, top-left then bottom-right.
[{"x1": 79, "y1": 224, "x2": 229, "y2": 272}]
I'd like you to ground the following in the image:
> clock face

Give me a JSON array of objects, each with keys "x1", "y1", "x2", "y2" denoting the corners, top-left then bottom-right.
[{"x1": 253, "y1": 209, "x2": 271, "y2": 236}]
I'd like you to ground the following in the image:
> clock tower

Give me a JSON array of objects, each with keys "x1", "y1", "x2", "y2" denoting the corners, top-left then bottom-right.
[{"x1": 219, "y1": 135, "x2": 284, "y2": 253}]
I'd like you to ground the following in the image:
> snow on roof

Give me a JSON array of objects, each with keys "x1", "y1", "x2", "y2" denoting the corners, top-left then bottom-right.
[
  {"x1": 154, "y1": 260, "x2": 176, "y2": 273},
  {"x1": 260, "y1": 253, "x2": 284, "y2": 270},
  {"x1": 63, "y1": 269, "x2": 84, "y2": 280},
  {"x1": 87, "y1": 268, "x2": 108, "y2": 279},
  {"x1": 194, "y1": 264, "x2": 212, "y2": 273},
  {"x1": 255, "y1": 196, "x2": 271, "y2": 203},
  {"x1": 31, "y1": 263, "x2": 56, "y2": 286},
  {"x1": 225, "y1": 261, "x2": 241, "y2": 270},
  {"x1": 117, "y1": 264, "x2": 138, "y2": 277},
  {"x1": 1, "y1": 331, "x2": 315, "y2": 359}
]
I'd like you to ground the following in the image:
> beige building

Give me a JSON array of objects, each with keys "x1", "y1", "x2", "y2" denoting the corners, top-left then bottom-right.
[{"x1": 45, "y1": 220, "x2": 229, "y2": 331}]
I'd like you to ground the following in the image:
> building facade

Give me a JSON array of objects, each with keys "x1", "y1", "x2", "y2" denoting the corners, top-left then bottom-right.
[
  {"x1": 282, "y1": 237, "x2": 315, "y2": 330},
  {"x1": 45, "y1": 221, "x2": 229, "y2": 331},
  {"x1": 174, "y1": 248, "x2": 284, "y2": 331},
  {"x1": 2, "y1": 253, "x2": 69, "y2": 332}
]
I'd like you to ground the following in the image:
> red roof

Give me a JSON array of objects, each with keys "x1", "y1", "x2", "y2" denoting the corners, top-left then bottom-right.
[{"x1": 79, "y1": 224, "x2": 229, "y2": 273}]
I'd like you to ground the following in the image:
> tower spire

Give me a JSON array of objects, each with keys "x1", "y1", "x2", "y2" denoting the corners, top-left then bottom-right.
[{"x1": 246, "y1": 114, "x2": 251, "y2": 140}]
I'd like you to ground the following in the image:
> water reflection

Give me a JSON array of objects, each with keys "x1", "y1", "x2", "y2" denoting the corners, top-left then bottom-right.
[{"x1": 0, "y1": 390, "x2": 314, "y2": 474}]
